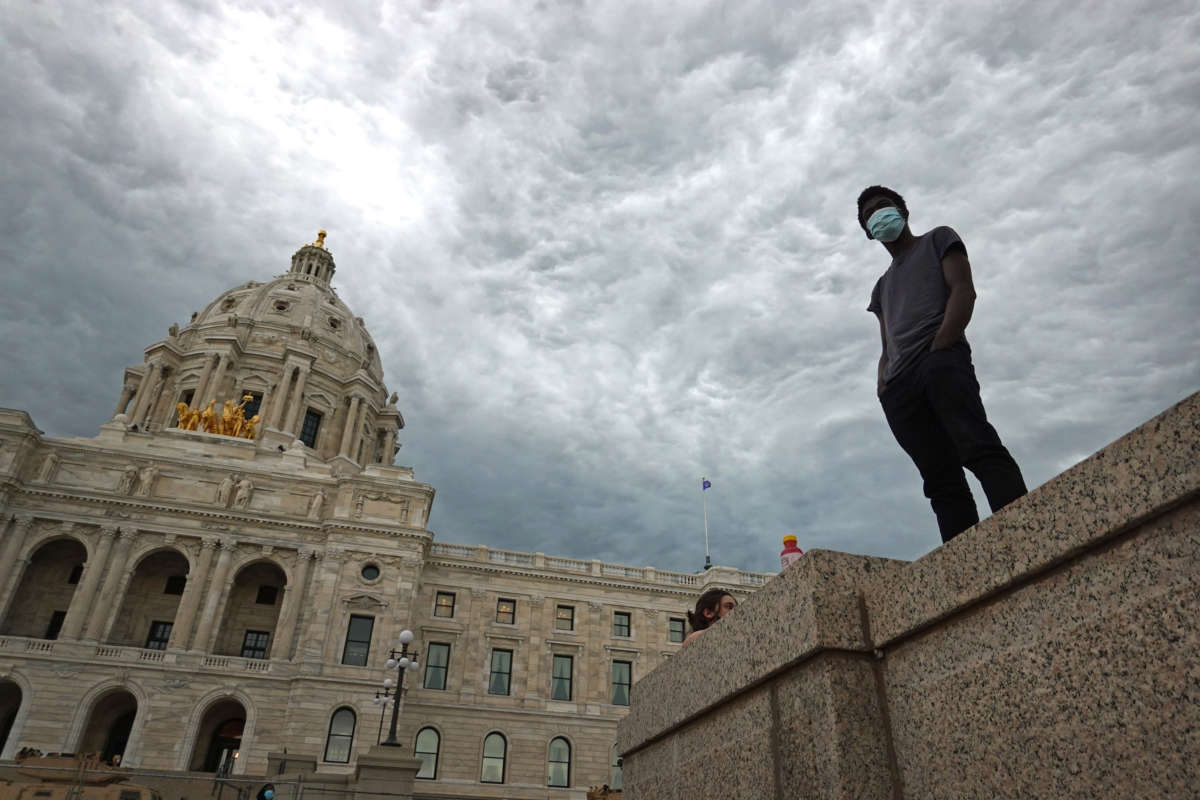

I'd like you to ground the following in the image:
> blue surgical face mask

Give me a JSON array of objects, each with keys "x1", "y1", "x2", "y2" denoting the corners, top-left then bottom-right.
[{"x1": 866, "y1": 207, "x2": 906, "y2": 242}]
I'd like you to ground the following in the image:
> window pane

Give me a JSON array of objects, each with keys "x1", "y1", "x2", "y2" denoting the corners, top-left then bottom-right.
[
  {"x1": 424, "y1": 643, "x2": 450, "y2": 689},
  {"x1": 299, "y1": 410, "x2": 322, "y2": 447},
  {"x1": 489, "y1": 650, "x2": 512, "y2": 695},
  {"x1": 481, "y1": 734, "x2": 506, "y2": 784},
  {"x1": 435, "y1": 592, "x2": 456, "y2": 618},
  {"x1": 145, "y1": 621, "x2": 173, "y2": 650},
  {"x1": 613, "y1": 612, "x2": 630, "y2": 637},
  {"x1": 555, "y1": 605, "x2": 574, "y2": 630},
  {"x1": 612, "y1": 661, "x2": 631, "y2": 706},
  {"x1": 415, "y1": 728, "x2": 440, "y2": 780},
  {"x1": 496, "y1": 598, "x2": 515, "y2": 624},
  {"x1": 481, "y1": 758, "x2": 504, "y2": 783},
  {"x1": 552, "y1": 655, "x2": 572, "y2": 700},
  {"x1": 324, "y1": 709, "x2": 355, "y2": 763},
  {"x1": 669, "y1": 618, "x2": 685, "y2": 643},
  {"x1": 342, "y1": 615, "x2": 374, "y2": 666},
  {"x1": 548, "y1": 738, "x2": 570, "y2": 787},
  {"x1": 483, "y1": 734, "x2": 506, "y2": 758},
  {"x1": 324, "y1": 735, "x2": 351, "y2": 763},
  {"x1": 330, "y1": 708, "x2": 356, "y2": 735}
]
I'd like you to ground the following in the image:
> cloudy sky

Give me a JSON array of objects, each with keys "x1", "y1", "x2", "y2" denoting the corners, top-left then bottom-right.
[{"x1": 2, "y1": 0, "x2": 1197, "y2": 574}]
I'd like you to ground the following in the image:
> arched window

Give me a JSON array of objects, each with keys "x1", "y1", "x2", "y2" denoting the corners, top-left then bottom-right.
[
  {"x1": 611, "y1": 742, "x2": 623, "y2": 790},
  {"x1": 547, "y1": 736, "x2": 571, "y2": 787},
  {"x1": 324, "y1": 707, "x2": 356, "y2": 763},
  {"x1": 480, "y1": 732, "x2": 506, "y2": 784},
  {"x1": 414, "y1": 727, "x2": 439, "y2": 780}
]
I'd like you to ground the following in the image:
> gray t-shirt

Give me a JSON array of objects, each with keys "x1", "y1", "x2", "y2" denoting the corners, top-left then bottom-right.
[{"x1": 867, "y1": 226, "x2": 966, "y2": 384}]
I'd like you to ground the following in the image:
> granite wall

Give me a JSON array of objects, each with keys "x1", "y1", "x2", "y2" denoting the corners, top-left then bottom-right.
[{"x1": 617, "y1": 390, "x2": 1199, "y2": 799}]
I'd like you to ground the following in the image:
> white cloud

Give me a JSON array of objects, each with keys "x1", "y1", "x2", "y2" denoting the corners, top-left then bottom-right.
[{"x1": 1, "y1": 0, "x2": 1197, "y2": 574}]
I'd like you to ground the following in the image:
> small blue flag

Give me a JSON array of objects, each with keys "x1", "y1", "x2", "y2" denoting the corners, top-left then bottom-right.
[{"x1": 702, "y1": 478, "x2": 711, "y2": 490}]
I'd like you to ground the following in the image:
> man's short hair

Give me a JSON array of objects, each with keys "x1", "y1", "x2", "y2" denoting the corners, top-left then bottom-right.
[{"x1": 856, "y1": 185, "x2": 908, "y2": 233}]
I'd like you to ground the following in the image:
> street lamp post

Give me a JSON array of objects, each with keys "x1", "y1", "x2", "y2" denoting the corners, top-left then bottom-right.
[{"x1": 374, "y1": 629, "x2": 420, "y2": 747}]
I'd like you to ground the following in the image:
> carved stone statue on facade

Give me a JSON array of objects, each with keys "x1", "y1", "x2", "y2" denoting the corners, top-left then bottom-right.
[
  {"x1": 234, "y1": 477, "x2": 254, "y2": 509},
  {"x1": 117, "y1": 464, "x2": 138, "y2": 495},
  {"x1": 135, "y1": 465, "x2": 158, "y2": 497},
  {"x1": 37, "y1": 452, "x2": 58, "y2": 483},
  {"x1": 168, "y1": 323, "x2": 180, "y2": 337},
  {"x1": 216, "y1": 474, "x2": 235, "y2": 507},
  {"x1": 307, "y1": 489, "x2": 326, "y2": 520}
]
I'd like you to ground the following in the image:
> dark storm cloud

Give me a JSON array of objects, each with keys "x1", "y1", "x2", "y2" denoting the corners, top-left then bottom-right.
[{"x1": 2, "y1": 0, "x2": 1197, "y2": 574}]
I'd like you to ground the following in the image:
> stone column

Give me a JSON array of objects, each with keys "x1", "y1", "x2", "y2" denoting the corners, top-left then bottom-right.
[
  {"x1": 283, "y1": 368, "x2": 311, "y2": 434},
  {"x1": 60, "y1": 525, "x2": 117, "y2": 640},
  {"x1": 128, "y1": 363, "x2": 160, "y2": 426},
  {"x1": 194, "y1": 353, "x2": 217, "y2": 403},
  {"x1": 191, "y1": 540, "x2": 236, "y2": 652},
  {"x1": 113, "y1": 384, "x2": 136, "y2": 418},
  {"x1": 382, "y1": 427, "x2": 397, "y2": 465},
  {"x1": 83, "y1": 528, "x2": 138, "y2": 640},
  {"x1": 0, "y1": 516, "x2": 34, "y2": 619},
  {"x1": 167, "y1": 537, "x2": 217, "y2": 650},
  {"x1": 267, "y1": 368, "x2": 295, "y2": 429},
  {"x1": 208, "y1": 354, "x2": 230, "y2": 404},
  {"x1": 271, "y1": 548, "x2": 314, "y2": 660},
  {"x1": 339, "y1": 395, "x2": 362, "y2": 457}
]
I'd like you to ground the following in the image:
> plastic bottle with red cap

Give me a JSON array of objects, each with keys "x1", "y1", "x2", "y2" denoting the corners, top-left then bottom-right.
[{"x1": 780, "y1": 535, "x2": 804, "y2": 570}]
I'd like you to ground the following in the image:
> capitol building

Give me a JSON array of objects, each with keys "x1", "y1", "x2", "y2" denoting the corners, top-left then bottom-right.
[{"x1": 0, "y1": 235, "x2": 766, "y2": 799}]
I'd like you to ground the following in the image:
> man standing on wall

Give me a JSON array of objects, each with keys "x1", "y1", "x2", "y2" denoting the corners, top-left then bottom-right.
[{"x1": 859, "y1": 186, "x2": 1027, "y2": 543}]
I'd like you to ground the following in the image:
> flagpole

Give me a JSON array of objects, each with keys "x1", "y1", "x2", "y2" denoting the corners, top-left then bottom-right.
[{"x1": 702, "y1": 476, "x2": 712, "y2": 570}]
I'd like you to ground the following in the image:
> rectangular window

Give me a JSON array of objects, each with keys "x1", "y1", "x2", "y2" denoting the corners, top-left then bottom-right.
[
  {"x1": 341, "y1": 615, "x2": 374, "y2": 666},
  {"x1": 612, "y1": 660, "x2": 632, "y2": 706},
  {"x1": 496, "y1": 597, "x2": 516, "y2": 625},
  {"x1": 145, "y1": 621, "x2": 173, "y2": 650},
  {"x1": 164, "y1": 575, "x2": 187, "y2": 595},
  {"x1": 555, "y1": 605, "x2": 574, "y2": 631},
  {"x1": 241, "y1": 630, "x2": 270, "y2": 659},
  {"x1": 613, "y1": 611, "x2": 631, "y2": 637},
  {"x1": 669, "y1": 617, "x2": 686, "y2": 643},
  {"x1": 551, "y1": 654, "x2": 573, "y2": 701},
  {"x1": 424, "y1": 642, "x2": 450, "y2": 690},
  {"x1": 434, "y1": 591, "x2": 456, "y2": 618},
  {"x1": 299, "y1": 409, "x2": 323, "y2": 448},
  {"x1": 255, "y1": 585, "x2": 279, "y2": 605},
  {"x1": 45, "y1": 610, "x2": 67, "y2": 641},
  {"x1": 488, "y1": 649, "x2": 513, "y2": 695}
]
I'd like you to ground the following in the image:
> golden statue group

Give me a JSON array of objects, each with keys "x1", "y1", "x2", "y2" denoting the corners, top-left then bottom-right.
[{"x1": 175, "y1": 394, "x2": 260, "y2": 439}]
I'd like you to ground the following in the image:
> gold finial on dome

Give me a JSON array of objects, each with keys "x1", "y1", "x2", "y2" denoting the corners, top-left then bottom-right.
[{"x1": 314, "y1": 230, "x2": 327, "y2": 249}]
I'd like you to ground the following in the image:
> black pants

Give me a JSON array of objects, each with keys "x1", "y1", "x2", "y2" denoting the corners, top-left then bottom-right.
[{"x1": 880, "y1": 342, "x2": 1027, "y2": 543}]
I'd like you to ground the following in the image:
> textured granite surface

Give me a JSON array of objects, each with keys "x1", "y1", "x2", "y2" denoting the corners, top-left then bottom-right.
[
  {"x1": 883, "y1": 501, "x2": 1200, "y2": 799},
  {"x1": 866, "y1": 390, "x2": 1199, "y2": 648},
  {"x1": 618, "y1": 549, "x2": 906, "y2": 754},
  {"x1": 619, "y1": 390, "x2": 1199, "y2": 799},
  {"x1": 774, "y1": 652, "x2": 894, "y2": 800}
]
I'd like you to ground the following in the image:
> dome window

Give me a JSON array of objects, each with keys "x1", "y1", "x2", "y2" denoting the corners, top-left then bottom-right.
[
  {"x1": 273, "y1": 300, "x2": 291, "y2": 313},
  {"x1": 328, "y1": 317, "x2": 341, "y2": 330},
  {"x1": 360, "y1": 564, "x2": 381, "y2": 582},
  {"x1": 220, "y1": 297, "x2": 237, "y2": 311}
]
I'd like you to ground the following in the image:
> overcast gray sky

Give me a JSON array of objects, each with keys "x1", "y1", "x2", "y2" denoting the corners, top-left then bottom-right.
[{"x1": 2, "y1": 0, "x2": 1197, "y2": 574}]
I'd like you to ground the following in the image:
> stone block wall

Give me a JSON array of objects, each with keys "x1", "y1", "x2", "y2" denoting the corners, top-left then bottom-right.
[{"x1": 617, "y1": 390, "x2": 1200, "y2": 799}]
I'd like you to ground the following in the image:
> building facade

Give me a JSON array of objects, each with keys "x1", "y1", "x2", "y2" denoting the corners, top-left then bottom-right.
[{"x1": 0, "y1": 236, "x2": 767, "y2": 799}]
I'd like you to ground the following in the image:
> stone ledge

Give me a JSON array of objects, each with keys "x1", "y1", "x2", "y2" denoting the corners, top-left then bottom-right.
[
  {"x1": 619, "y1": 549, "x2": 905, "y2": 754},
  {"x1": 864, "y1": 390, "x2": 1200, "y2": 649}
]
